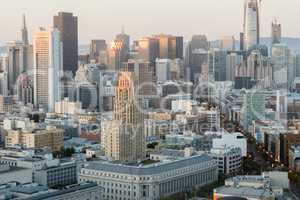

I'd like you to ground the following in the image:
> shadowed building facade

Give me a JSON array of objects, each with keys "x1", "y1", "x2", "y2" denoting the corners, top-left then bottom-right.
[{"x1": 54, "y1": 12, "x2": 78, "y2": 75}]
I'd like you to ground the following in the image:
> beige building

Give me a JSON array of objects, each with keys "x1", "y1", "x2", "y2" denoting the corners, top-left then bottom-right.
[
  {"x1": 55, "y1": 98, "x2": 81, "y2": 115},
  {"x1": 220, "y1": 36, "x2": 235, "y2": 51},
  {"x1": 33, "y1": 27, "x2": 62, "y2": 112},
  {"x1": 104, "y1": 71, "x2": 145, "y2": 162},
  {"x1": 5, "y1": 125, "x2": 64, "y2": 152}
]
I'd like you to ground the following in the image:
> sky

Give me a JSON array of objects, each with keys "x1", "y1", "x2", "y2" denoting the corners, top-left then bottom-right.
[{"x1": 0, "y1": 0, "x2": 299, "y2": 45}]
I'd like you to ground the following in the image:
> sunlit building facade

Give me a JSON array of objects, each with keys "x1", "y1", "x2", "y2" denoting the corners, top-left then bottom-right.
[{"x1": 33, "y1": 27, "x2": 62, "y2": 112}]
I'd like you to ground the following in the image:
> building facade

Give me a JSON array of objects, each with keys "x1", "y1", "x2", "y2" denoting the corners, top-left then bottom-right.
[
  {"x1": 33, "y1": 27, "x2": 62, "y2": 112},
  {"x1": 53, "y1": 12, "x2": 78, "y2": 74},
  {"x1": 79, "y1": 155, "x2": 218, "y2": 200}
]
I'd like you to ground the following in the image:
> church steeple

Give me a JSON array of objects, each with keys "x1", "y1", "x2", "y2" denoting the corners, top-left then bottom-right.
[{"x1": 21, "y1": 14, "x2": 29, "y2": 45}]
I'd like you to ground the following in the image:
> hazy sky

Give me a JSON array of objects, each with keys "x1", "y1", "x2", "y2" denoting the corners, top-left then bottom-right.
[{"x1": 0, "y1": 0, "x2": 299, "y2": 44}]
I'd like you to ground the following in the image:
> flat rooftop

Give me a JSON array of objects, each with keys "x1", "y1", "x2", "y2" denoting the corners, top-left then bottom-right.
[
  {"x1": 215, "y1": 186, "x2": 273, "y2": 199},
  {"x1": 83, "y1": 154, "x2": 214, "y2": 176}
]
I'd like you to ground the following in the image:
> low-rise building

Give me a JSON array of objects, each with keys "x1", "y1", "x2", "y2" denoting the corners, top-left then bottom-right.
[
  {"x1": 5, "y1": 125, "x2": 64, "y2": 152},
  {"x1": 0, "y1": 164, "x2": 32, "y2": 184},
  {"x1": 0, "y1": 182, "x2": 103, "y2": 200},
  {"x1": 210, "y1": 146, "x2": 242, "y2": 175},
  {"x1": 33, "y1": 160, "x2": 77, "y2": 188},
  {"x1": 79, "y1": 154, "x2": 218, "y2": 200},
  {"x1": 213, "y1": 171, "x2": 289, "y2": 200}
]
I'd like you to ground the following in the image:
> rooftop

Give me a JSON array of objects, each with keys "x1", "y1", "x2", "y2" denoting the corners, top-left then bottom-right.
[
  {"x1": 214, "y1": 186, "x2": 273, "y2": 199},
  {"x1": 83, "y1": 154, "x2": 213, "y2": 176}
]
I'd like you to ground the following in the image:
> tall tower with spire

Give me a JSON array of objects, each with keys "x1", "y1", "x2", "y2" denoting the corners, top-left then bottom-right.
[
  {"x1": 21, "y1": 14, "x2": 29, "y2": 45},
  {"x1": 243, "y1": 0, "x2": 261, "y2": 49}
]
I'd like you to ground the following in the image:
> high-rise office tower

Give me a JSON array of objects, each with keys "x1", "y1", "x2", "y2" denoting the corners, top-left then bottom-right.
[
  {"x1": 296, "y1": 54, "x2": 300, "y2": 78},
  {"x1": 226, "y1": 53, "x2": 243, "y2": 81},
  {"x1": 190, "y1": 35, "x2": 209, "y2": 51},
  {"x1": 16, "y1": 72, "x2": 33, "y2": 105},
  {"x1": 89, "y1": 39, "x2": 107, "y2": 64},
  {"x1": 185, "y1": 35, "x2": 209, "y2": 81},
  {"x1": 33, "y1": 27, "x2": 62, "y2": 112},
  {"x1": 154, "y1": 34, "x2": 183, "y2": 59},
  {"x1": 108, "y1": 40, "x2": 123, "y2": 71},
  {"x1": 21, "y1": 14, "x2": 29, "y2": 45},
  {"x1": 243, "y1": 0, "x2": 260, "y2": 49},
  {"x1": 272, "y1": 44, "x2": 295, "y2": 87},
  {"x1": 271, "y1": 19, "x2": 281, "y2": 45},
  {"x1": 155, "y1": 34, "x2": 169, "y2": 59},
  {"x1": 7, "y1": 41, "x2": 26, "y2": 94},
  {"x1": 115, "y1": 30, "x2": 130, "y2": 65},
  {"x1": 236, "y1": 50, "x2": 273, "y2": 88},
  {"x1": 0, "y1": 54, "x2": 8, "y2": 72},
  {"x1": 134, "y1": 37, "x2": 159, "y2": 65},
  {"x1": 123, "y1": 59, "x2": 155, "y2": 97},
  {"x1": 242, "y1": 90, "x2": 266, "y2": 129},
  {"x1": 116, "y1": 28, "x2": 130, "y2": 51},
  {"x1": 170, "y1": 36, "x2": 183, "y2": 59},
  {"x1": 208, "y1": 49, "x2": 227, "y2": 81},
  {"x1": 53, "y1": 12, "x2": 78, "y2": 75},
  {"x1": 0, "y1": 71, "x2": 8, "y2": 96},
  {"x1": 220, "y1": 36, "x2": 235, "y2": 51},
  {"x1": 240, "y1": 32, "x2": 245, "y2": 51},
  {"x1": 104, "y1": 71, "x2": 145, "y2": 162},
  {"x1": 188, "y1": 49, "x2": 208, "y2": 82}
]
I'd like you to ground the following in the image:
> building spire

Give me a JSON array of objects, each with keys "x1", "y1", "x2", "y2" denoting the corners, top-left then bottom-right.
[
  {"x1": 21, "y1": 14, "x2": 29, "y2": 45},
  {"x1": 22, "y1": 14, "x2": 26, "y2": 29},
  {"x1": 121, "y1": 26, "x2": 125, "y2": 34}
]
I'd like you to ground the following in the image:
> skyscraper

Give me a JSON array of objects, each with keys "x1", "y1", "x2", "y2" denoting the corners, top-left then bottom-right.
[
  {"x1": 154, "y1": 34, "x2": 183, "y2": 59},
  {"x1": 20, "y1": 15, "x2": 33, "y2": 73},
  {"x1": 104, "y1": 71, "x2": 145, "y2": 162},
  {"x1": 271, "y1": 19, "x2": 281, "y2": 45},
  {"x1": 226, "y1": 52, "x2": 243, "y2": 81},
  {"x1": 220, "y1": 36, "x2": 235, "y2": 51},
  {"x1": 21, "y1": 14, "x2": 29, "y2": 45},
  {"x1": 108, "y1": 40, "x2": 123, "y2": 71},
  {"x1": 190, "y1": 35, "x2": 209, "y2": 51},
  {"x1": 53, "y1": 12, "x2": 78, "y2": 75},
  {"x1": 115, "y1": 30, "x2": 130, "y2": 65},
  {"x1": 243, "y1": 0, "x2": 260, "y2": 49},
  {"x1": 208, "y1": 49, "x2": 227, "y2": 81},
  {"x1": 134, "y1": 37, "x2": 159, "y2": 65},
  {"x1": 185, "y1": 35, "x2": 209, "y2": 81},
  {"x1": 33, "y1": 27, "x2": 62, "y2": 112},
  {"x1": 7, "y1": 41, "x2": 25, "y2": 94},
  {"x1": 89, "y1": 39, "x2": 107, "y2": 64}
]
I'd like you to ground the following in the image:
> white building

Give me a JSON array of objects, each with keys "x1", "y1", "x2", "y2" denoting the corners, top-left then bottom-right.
[
  {"x1": 79, "y1": 154, "x2": 218, "y2": 200},
  {"x1": 214, "y1": 171, "x2": 289, "y2": 200},
  {"x1": 156, "y1": 59, "x2": 171, "y2": 82},
  {"x1": 171, "y1": 99, "x2": 197, "y2": 113},
  {"x1": 55, "y1": 98, "x2": 82, "y2": 115},
  {"x1": 212, "y1": 132, "x2": 247, "y2": 157},
  {"x1": 210, "y1": 146, "x2": 242, "y2": 175}
]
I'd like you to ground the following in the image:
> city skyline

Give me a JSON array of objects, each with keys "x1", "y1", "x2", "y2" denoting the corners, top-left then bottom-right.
[{"x1": 0, "y1": 0, "x2": 299, "y2": 45}]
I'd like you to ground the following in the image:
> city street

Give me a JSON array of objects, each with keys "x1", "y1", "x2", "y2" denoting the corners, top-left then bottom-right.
[{"x1": 232, "y1": 123, "x2": 300, "y2": 199}]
